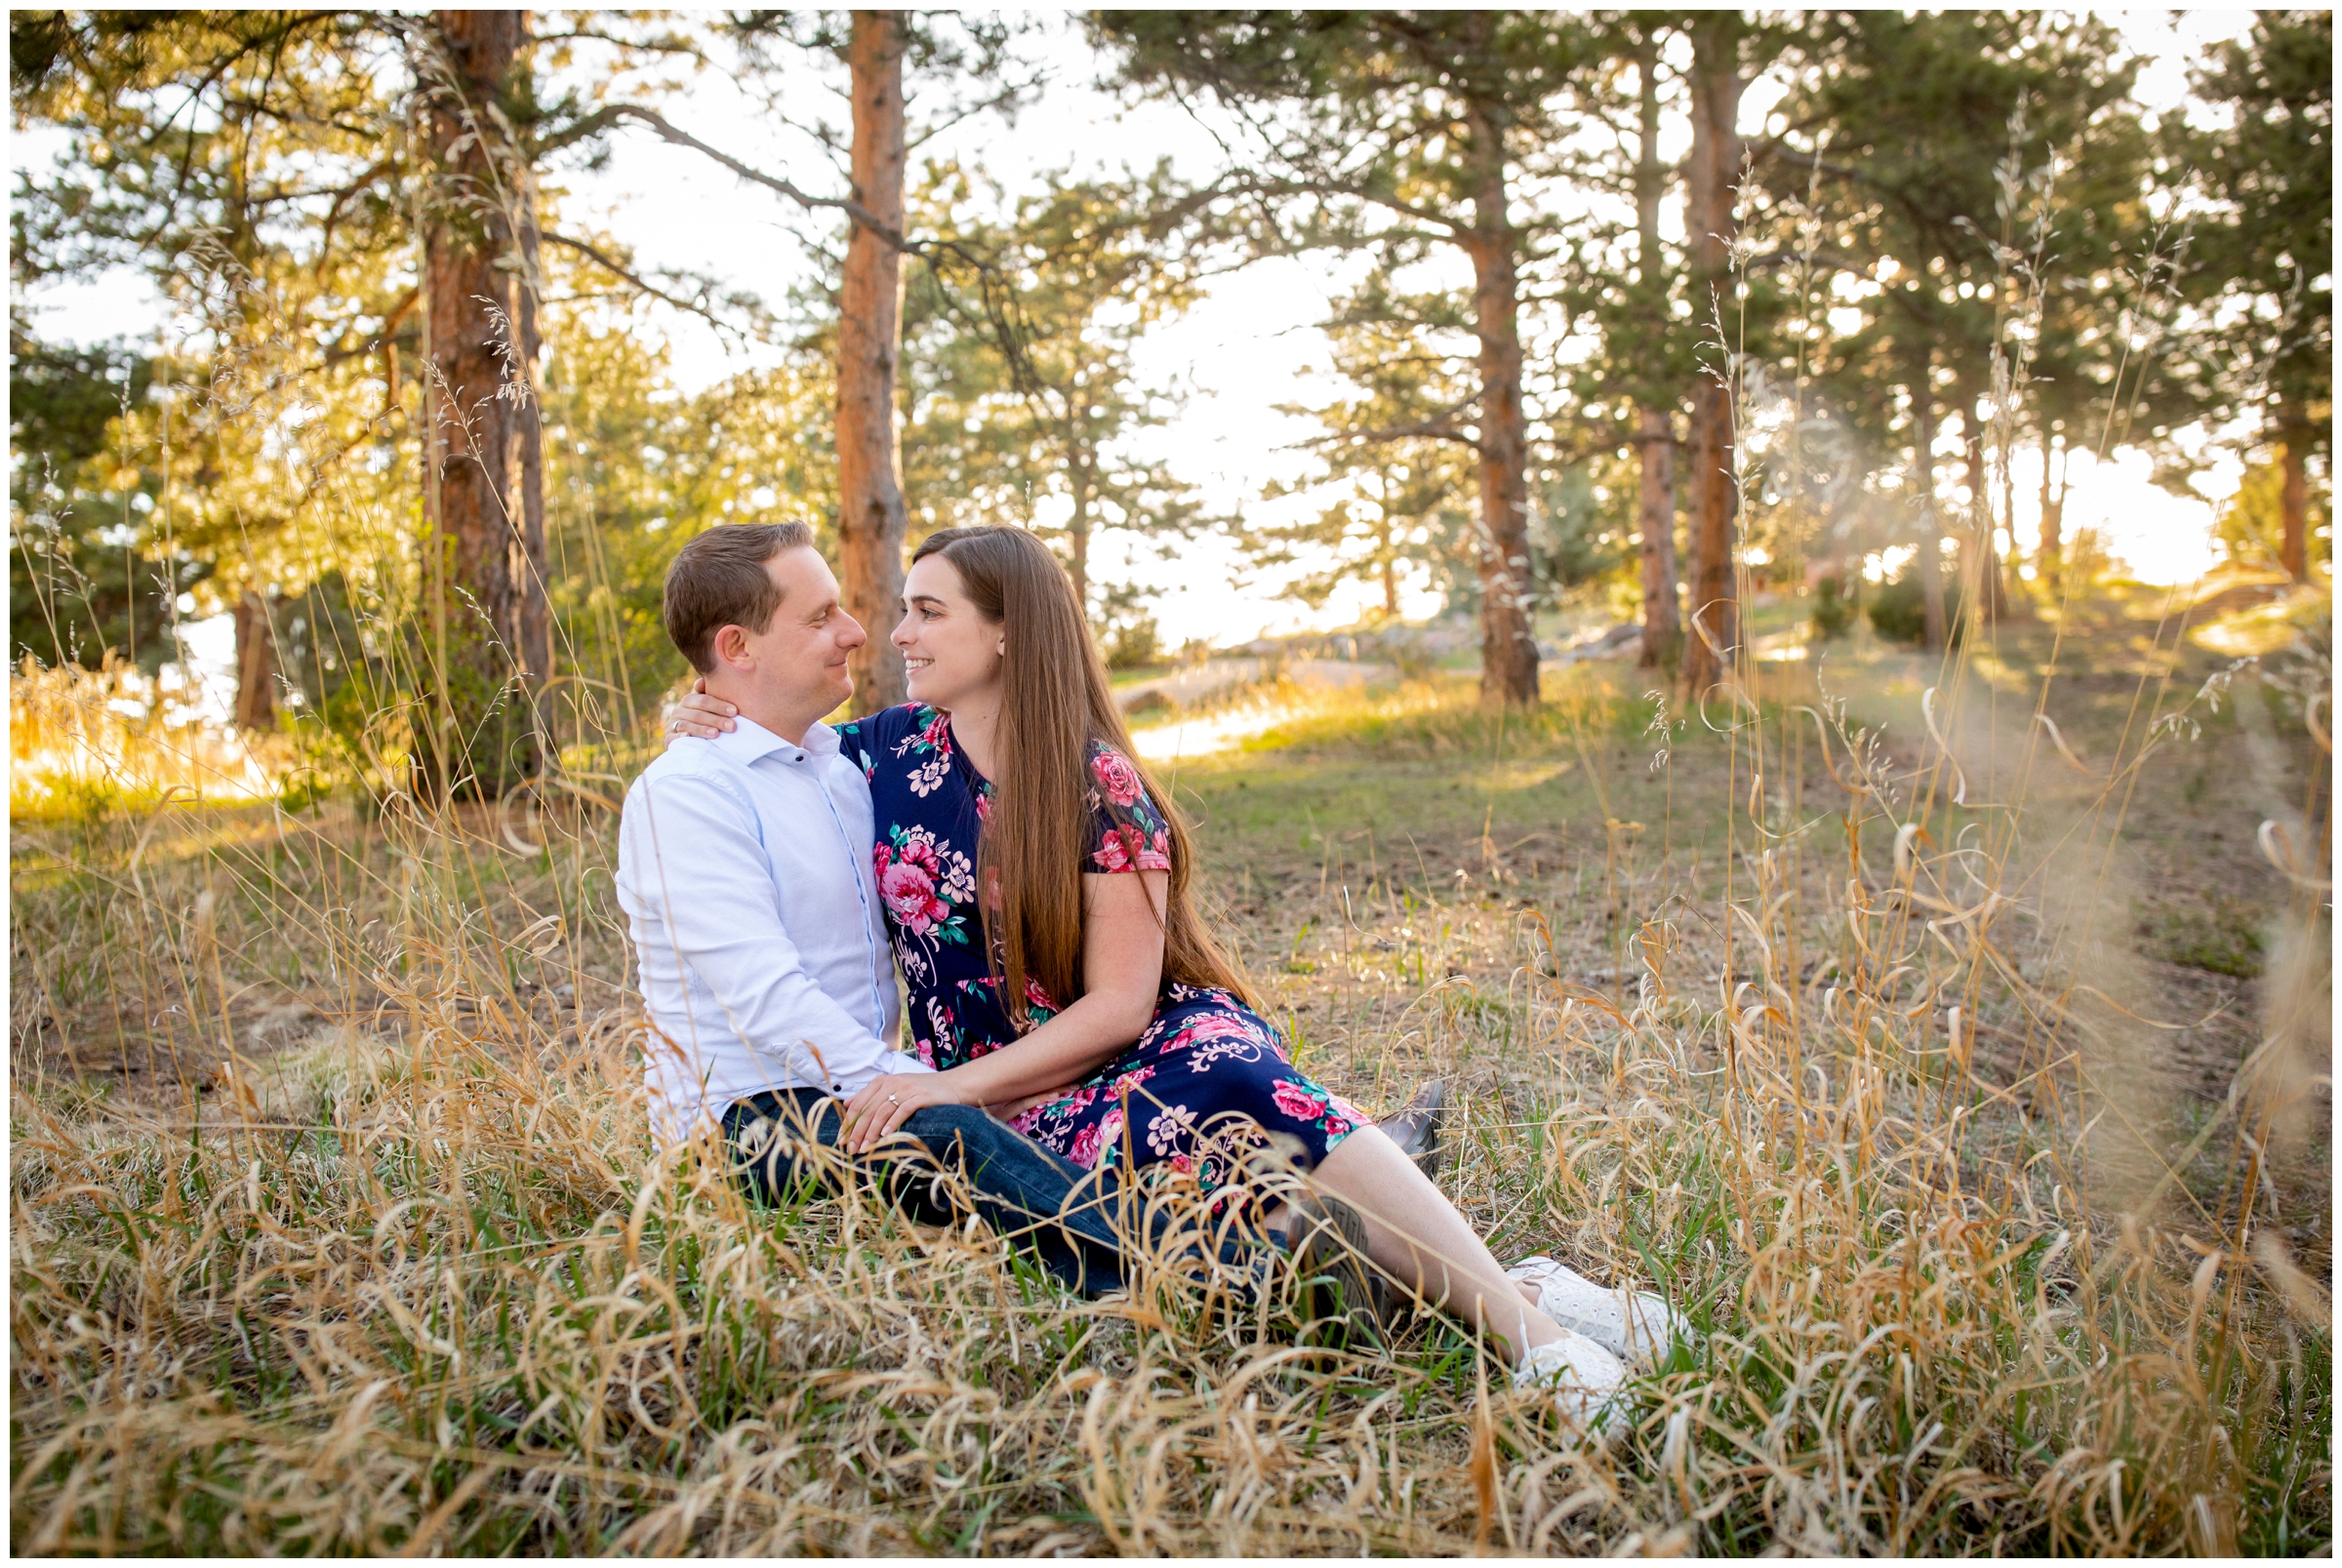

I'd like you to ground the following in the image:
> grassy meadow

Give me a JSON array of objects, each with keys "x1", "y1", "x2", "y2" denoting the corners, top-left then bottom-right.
[{"x1": 8, "y1": 576, "x2": 2330, "y2": 1555}]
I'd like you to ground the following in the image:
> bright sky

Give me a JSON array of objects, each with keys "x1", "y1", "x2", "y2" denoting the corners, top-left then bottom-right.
[{"x1": 16, "y1": 10, "x2": 2261, "y2": 658}]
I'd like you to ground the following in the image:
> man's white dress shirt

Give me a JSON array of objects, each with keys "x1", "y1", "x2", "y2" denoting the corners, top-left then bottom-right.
[{"x1": 616, "y1": 715, "x2": 930, "y2": 1145}]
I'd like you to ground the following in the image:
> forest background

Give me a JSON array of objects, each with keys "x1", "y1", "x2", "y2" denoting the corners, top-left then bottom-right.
[
  {"x1": 11, "y1": 9, "x2": 2330, "y2": 766},
  {"x1": 6, "y1": 9, "x2": 2334, "y2": 1557}
]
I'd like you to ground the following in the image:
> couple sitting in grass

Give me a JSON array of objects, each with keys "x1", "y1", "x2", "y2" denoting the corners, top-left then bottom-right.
[{"x1": 617, "y1": 520, "x2": 1686, "y2": 1434}]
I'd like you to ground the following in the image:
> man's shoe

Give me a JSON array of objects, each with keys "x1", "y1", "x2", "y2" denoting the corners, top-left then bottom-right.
[
  {"x1": 1506, "y1": 1254, "x2": 1695, "y2": 1370},
  {"x1": 1382, "y1": 1079, "x2": 1447, "y2": 1181},
  {"x1": 1287, "y1": 1195, "x2": 1385, "y2": 1351}
]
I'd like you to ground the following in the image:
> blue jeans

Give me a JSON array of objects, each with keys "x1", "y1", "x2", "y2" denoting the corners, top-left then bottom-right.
[{"x1": 724, "y1": 1088, "x2": 1166, "y2": 1298}]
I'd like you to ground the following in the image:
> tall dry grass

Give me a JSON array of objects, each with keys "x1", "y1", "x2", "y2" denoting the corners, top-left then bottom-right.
[
  {"x1": 10, "y1": 147, "x2": 2332, "y2": 1553},
  {"x1": 10, "y1": 614, "x2": 2330, "y2": 1551}
]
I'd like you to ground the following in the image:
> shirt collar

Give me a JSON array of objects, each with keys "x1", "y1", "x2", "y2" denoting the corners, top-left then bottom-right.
[{"x1": 708, "y1": 714, "x2": 839, "y2": 766}]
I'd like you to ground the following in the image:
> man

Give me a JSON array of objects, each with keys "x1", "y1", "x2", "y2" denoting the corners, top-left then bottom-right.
[{"x1": 614, "y1": 522, "x2": 1135, "y2": 1294}]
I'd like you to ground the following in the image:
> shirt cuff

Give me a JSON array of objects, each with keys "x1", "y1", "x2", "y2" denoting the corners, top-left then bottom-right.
[{"x1": 878, "y1": 1049, "x2": 936, "y2": 1076}]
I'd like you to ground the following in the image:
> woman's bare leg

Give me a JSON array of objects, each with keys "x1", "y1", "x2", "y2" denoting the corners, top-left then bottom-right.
[{"x1": 1306, "y1": 1124, "x2": 1566, "y2": 1365}]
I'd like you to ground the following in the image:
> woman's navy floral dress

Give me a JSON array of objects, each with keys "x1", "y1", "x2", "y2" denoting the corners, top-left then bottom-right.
[{"x1": 835, "y1": 704, "x2": 1368, "y2": 1189}]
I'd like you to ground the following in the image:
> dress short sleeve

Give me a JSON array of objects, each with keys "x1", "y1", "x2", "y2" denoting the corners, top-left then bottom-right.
[
  {"x1": 1085, "y1": 742, "x2": 1172, "y2": 873},
  {"x1": 833, "y1": 712, "x2": 878, "y2": 781}
]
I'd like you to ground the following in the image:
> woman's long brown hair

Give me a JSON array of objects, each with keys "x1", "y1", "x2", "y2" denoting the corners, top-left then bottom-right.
[{"x1": 910, "y1": 526, "x2": 1256, "y2": 1026}]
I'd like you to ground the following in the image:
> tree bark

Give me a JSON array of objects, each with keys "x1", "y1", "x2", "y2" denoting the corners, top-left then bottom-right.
[
  {"x1": 1380, "y1": 517, "x2": 1400, "y2": 619},
  {"x1": 1068, "y1": 458, "x2": 1092, "y2": 615},
  {"x1": 2033, "y1": 423, "x2": 2070, "y2": 589},
  {"x1": 2037, "y1": 424, "x2": 2063, "y2": 590},
  {"x1": 1464, "y1": 93, "x2": 1539, "y2": 707},
  {"x1": 2280, "y1": 424, "x2": 2310, "y2": 579},
  {"x1": 1679, "y1": 20, "x2": 1743, "y2": 696},
  {"x1": 1913, "y1": 370, "x2": 1947, "y2": 650},
  {"x1": 1636, "y1": 408, "x2": 1680, "y2": 668},
  {"x1": 1959, "y1": 385, "x2": 2005, "y2": 623},
  {"x1": 836, "y1": 10, "x2": 910, "y2": 710},
  {"x1": 418, "y1": 8, "x2": 545, "y2": 799},
  {"x1": 515, "y1": 197, "x2": 549, "y2": 706},
  {"x1": 1634, "y1": 37, "x2": 1680, "y2": 672},
  {"x1": 232, "y1": 587, "x2": 276, "y2": 732}
]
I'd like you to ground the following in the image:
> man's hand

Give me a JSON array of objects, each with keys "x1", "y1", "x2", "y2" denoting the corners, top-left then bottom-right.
[
  {"x1": 664, "y1": 677, "x2": 739, "y2": 743},
  {"x1": 839, "y1": 1070, "x2": 970, "y2": 1154}
]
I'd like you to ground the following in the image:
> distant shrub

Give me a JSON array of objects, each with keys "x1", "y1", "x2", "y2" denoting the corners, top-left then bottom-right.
[
  {"x1": 1093, "y1": 583, "x2": 1162, "y2": 670},
  {"x1": 1868, "y1": 566, "x2": 1963, "y2": 645},
  {"x1": 1810, "y1": 574, "x2": 1856, "y2": 640},
  {"x1": 1101, "y1": 613, "x2": 1160, "y2": 670},
  {"x1": 1382, "y1": 629, "x2": 1439, "y2": 679}
]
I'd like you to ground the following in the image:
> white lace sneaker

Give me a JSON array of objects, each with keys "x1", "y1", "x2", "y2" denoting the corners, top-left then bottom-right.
[
  {"x1": 1510, "y1": 1328, "x2": 1628, "y2": 1438},
  {"x1": 1507, "y1": 1255, "x2": 1694, "y2": 1370}
]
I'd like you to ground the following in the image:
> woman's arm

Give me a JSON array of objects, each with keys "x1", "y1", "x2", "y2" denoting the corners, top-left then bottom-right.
[{"x1": 839, "y1": 870, "x2": 1168, "y2": 1151}]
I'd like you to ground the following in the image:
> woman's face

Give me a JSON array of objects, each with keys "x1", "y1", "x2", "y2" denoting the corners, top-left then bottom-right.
[{"x1": 894, "y1": 552, "x2": 1003, "y2": 711}]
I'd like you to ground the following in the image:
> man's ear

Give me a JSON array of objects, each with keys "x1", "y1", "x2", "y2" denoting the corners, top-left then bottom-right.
[{"x1": 712, "y1": 623, "x2": 752, "y2": 670}]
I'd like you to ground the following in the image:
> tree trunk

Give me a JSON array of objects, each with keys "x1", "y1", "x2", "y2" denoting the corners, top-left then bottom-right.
[
  {"x1": 1634, "y1": 37, "x2": 1680, "y2": 671},
  {"x1": 1371, "y1": 465, "x2": 1398, "y2": 620},
  {"x1": 232, "y1": 587, "x2": 276, "y2": 732},
  {"x1": 1636, "y1": 408, "x2": 1681, "y2": 668},
  {"x1": 836, "y1": 10, "x2": 910, "y2": 710},
  {"x1": 2038, "y1": 424, "x2": 2065, "y2": 589},
  {"x1": 418, "y1": 8, "x2": 545, "y2": 800},
  {"x1": 1381, "y1": 522, "x2": 1400, "y2": 621},
  {"x1": 1998, "y1": 407, "x2": 2026, "y2": 620},
  {"x1": 1959, "y1": 385, "x2": 2005, "y2": 623},
  {"x1": 1679, "y1": 20, "x2": 1744, "y2": 695},
  {"x1": 1068, "y1": 461, "x2": 1092, "y2": 615},
  {"x1": 515, "y1": 201, "x2": 550, "y2": 706},
  {"x1": 2280, "y1": 425, "x2": 2310, "y2": 579},
  {"x1": 1463, "y1": 95, "x2": 1539, "y2": 707},
  {"x1": 1914, "y1": 372, "x2": 1947, "y2": 651}
]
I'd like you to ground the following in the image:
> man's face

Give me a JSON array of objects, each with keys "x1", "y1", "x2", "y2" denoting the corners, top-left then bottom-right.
[{"x1": 721, "y1": 546, "x2": 866, "y2": 719}]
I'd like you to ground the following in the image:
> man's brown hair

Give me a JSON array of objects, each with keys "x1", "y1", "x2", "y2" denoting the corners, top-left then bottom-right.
[{"x1": 662, "y1": 522, "x2": 815, "y2": 673}]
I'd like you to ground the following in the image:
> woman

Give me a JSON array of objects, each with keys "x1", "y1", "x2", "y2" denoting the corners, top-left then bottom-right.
[{"x1": 669, "y1": 526, "x2": 1681, "y2": 1423}]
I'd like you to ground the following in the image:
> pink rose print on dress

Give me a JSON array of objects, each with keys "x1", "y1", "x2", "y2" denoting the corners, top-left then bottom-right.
[
  {"x1": 1091, "y1": 747, "x2": 1146, "y2": 807},
  {"x1": 874, "y1": 841, "x2": 950, "y2": 932},
  {"x1": 1070, "y1": 1106, "x2": 1127, "y2": 1169},
  {"x1": 1185, "y1": 1014, "x2": 1256, "y2": 1043},
  {"x1": 1270, "y1": 1078, "x2": 1329, "y2": 1123},
  {"x1": 1036, "y1": 1084, "x2": 1099, "y2": 1126},
  {"x1": 1092, "y1": 824, "x2": 1171, "y2": 873},
  {"x1": 1092, "y1": 828, "x2": 1131, "y2": 872}
]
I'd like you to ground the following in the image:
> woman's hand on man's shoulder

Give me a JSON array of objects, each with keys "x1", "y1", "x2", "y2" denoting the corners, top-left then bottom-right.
[{"x1": 664, "y1": 677, "x2": 739, "y2": 743}]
